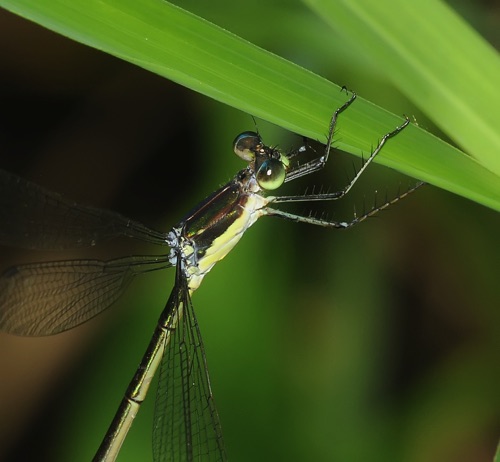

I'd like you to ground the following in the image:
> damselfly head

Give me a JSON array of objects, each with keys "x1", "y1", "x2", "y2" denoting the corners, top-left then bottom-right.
[{"x1": 233, "y1": 131, "x2": 290, "y2": 191}]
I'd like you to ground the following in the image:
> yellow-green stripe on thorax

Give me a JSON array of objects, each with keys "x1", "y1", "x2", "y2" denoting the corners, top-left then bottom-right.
[{"x1": 173, "y1": 170, "x2": 268, "y2": 292}]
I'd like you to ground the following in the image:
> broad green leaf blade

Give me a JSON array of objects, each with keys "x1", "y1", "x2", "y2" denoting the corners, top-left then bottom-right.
[
  {"x1": 304, "y1": 0, "x2": 500, "y2": 176},
  {"x1": 1, "y1": 0, "x2": 499, "y2": 211}
]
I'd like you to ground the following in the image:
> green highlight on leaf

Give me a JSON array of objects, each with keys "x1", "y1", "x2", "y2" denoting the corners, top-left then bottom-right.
[{"x1": 1, "y1": 0, "x2": 499, "y2": 210}]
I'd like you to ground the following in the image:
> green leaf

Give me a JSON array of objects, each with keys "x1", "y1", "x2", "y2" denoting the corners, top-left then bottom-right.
[
  {"x1": 1, "y1": 0, "x2": 499, "y2": 210},
  {"x1": 304, "y1": 0, "x2": 500, "y2": 175}
]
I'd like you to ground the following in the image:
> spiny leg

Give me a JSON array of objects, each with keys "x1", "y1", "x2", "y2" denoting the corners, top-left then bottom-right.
[
  {"x1": 284, "y1": 88, "x2": 357, "y2": 183},
  {"x1": 264, "y1": 181, "x2": 424, "y2": 229},
  {"x1": 265, "y1": 106, "x2": 422, "y2": 227},
  {"x1": 274, "y1": 115, "x2": 410, "y2": 203},
  {"x1": 323, "y1": 87, "x2": 356, "y2": 165}
]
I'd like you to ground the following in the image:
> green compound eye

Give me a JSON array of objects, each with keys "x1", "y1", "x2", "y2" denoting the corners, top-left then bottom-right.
[{"x1": 256, "y1": 158, "x2": 286, "y2": 190}]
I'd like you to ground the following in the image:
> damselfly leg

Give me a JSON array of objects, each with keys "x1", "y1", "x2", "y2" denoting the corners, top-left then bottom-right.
[{"x1": 0, "y1": 89, "x2": 422, "y2": 462}]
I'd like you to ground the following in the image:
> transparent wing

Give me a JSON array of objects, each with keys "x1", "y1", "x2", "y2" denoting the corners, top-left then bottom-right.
[
  {"x1": 0, "y1": 168, "x2": 168, "y2": 249},
  {"x1": 0, "y1": 255, "x2": 172, "y2": 336},
  {"x1": 153, "y1": 275, "x2": 226, "y2": 462}
]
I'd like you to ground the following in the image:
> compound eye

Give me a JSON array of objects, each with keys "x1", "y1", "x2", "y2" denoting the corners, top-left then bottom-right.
[
  {"x1": 233, "y1": 131, "x2": 261, "y2": 161},
  {"x1": 256, "y1": 158, "x2": 286, "y2": 190}
]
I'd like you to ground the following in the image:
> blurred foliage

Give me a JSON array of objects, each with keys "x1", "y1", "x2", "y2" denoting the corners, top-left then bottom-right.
[{"x1": 0, "y1": 1, "x2": 498, "y2": 462}]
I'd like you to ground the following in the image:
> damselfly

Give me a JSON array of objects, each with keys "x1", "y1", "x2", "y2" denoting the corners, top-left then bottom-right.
[{"x1": 0, "y1": 92, "x2": 421, "y2": 461}]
